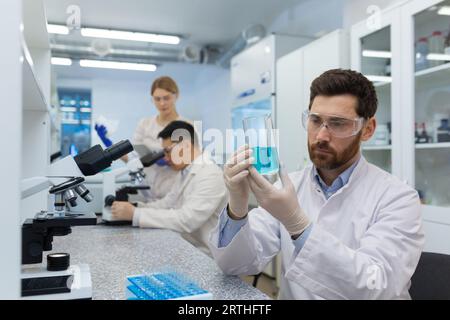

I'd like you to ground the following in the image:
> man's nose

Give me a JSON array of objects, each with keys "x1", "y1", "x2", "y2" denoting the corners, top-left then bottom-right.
[{"x1": 315, "y1": 124, "x2": 331, "y2": 142}]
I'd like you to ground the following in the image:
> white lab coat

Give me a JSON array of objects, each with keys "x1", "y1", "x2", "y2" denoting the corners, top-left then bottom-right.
[
  {"x1": 132, "y1": 116, "x2": 184, "y2": 200},
  {"x1": 134, "y1": 153, "x2": 228, "y2": 256},
  {"x1": 208, "y1": 158, "x2": 424, "y2": 300}
]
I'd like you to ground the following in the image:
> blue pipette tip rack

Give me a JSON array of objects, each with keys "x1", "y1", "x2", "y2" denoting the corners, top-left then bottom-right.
[{"x1": 125, "y1": 271, "x2": 212, "y2": 300}]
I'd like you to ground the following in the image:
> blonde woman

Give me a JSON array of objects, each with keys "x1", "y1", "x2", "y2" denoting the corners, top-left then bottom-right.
[{"x1": 96, "y1": 76, "x2": 188, "y2": 200}]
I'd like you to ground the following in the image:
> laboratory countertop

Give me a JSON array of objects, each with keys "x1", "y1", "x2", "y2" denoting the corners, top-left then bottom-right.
[{"x1": 51, "y1": 223, "x2": 270, "y2": 300}]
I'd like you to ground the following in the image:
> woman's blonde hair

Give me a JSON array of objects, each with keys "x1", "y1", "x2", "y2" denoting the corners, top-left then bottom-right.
[{"x1": 151, "y1": 76, "x2": 179, "y2": 96}]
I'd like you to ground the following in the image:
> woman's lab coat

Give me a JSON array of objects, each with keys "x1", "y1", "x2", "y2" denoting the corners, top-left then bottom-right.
[
  {"x1": 134, "y1": 153, "x2": 228, "y2": 256},
  {"x1": 208, "y1": 158, "x2": 424, "y2": 300}
]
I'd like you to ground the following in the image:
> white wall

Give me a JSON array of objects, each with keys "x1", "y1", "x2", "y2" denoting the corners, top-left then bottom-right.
[
  {"x1": 55, "y1": 62, "x2": 230, "y2": 160},
  {"x1": 269, "y1": 0, "x2": 346, "y2": 38},
  {"x1": 343, "y1": 0, "x2": 406, "y2": 28},
  {"x1": 195, "y1": 66, "x2": 231, "y2": 135}
]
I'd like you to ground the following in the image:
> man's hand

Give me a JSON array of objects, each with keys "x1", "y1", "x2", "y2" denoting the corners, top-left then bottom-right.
[
  {"x1": 111, "y1": 201, "x2": 135, "y2": 221},
  {"x1": 248, "y1": 165, "x2": 310, "y2": 237},
  {"x1": 223, "y1": 145, "x2": 254, "y2": 220}
]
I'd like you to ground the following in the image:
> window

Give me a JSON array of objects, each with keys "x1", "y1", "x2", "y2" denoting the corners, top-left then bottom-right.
[{"x1": 57, "y1": 88, "x2": 92, "y2": 157}]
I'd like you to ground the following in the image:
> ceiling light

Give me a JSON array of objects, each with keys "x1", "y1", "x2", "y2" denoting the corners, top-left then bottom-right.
[
  {"x1": 365, "y1": 75, "x2": 392, "y2": 83},
  {"x1": 427, "y1": 53, "x2": 450, "y2": 61},
  {"x1": 79, "y1": 59, "x2": 157, "y2": 72},
  {"x1": 47, "y1": 24, "x2": 69, "y2": 35},
  {"x1": 51, "y1": 57, "x2": 72, "y2": 66},
  {"x1": 438, "y1": 6, "x2": 450, "y2": 15},
  {"x1": 362, "y1": 50, "x2": 392, "y2": 59},
  {"x1": 81, "y1": 27, "x2": 180, "y2": 45}
]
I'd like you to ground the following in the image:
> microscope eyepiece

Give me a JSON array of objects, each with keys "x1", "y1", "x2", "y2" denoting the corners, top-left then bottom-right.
[
  {"x1": 104, "y1": 140, "x2": 134, "y2": 162},
  {"x1": 74, "y1": 140, "x2": 134, "y2": 176}
]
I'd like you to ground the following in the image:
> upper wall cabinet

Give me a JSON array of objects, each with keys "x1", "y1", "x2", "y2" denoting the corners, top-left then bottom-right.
[{"x1": 352, "y1": 0, "x2": 450, "y2": 254}]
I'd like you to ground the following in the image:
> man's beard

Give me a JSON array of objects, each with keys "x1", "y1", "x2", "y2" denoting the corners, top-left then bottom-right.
[{"x1": 308, "y1": 134, "x2": 361, "y2": 170}]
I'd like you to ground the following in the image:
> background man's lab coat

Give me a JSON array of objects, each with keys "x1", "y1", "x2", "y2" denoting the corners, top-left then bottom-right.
[
  {"x1": 208, "y1": 158, "x2": 424, "y2": 299},
  {"x1": 134, "y1": 152, "x2": 228, "y2": 256}
]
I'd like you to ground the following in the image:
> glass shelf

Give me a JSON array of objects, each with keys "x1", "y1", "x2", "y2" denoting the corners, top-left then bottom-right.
[
  {"x1": 414, "y1": 0, "x2": 450, "y2": 207},
  {"x1": 416, "y1": 62, "x2": 450, "y2": 88},
  {"x1": 360, "y1": 26, "x2": 393, "y2": 173},
  {"x1": 415, "y1": 142, "x2": 450, "y2": 149},
  {"x1": 362, "y1": 145, "x2": 392, "y2": 151}
]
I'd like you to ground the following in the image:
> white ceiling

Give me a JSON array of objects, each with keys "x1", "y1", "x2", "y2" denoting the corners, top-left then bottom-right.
[{"x1": 44, "y1": 0, "x2": 304, "y2": 47}]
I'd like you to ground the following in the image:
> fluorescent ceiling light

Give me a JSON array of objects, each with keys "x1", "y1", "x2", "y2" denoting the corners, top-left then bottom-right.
[
  {"x1": 79, "y1": 59, "x2": 157, "y2": 72},
  {"x1": 47, "y1": 24, "x2": 69, "y2": 35},
  {"x1": 362, "y1": 50, "x2": 392, "y2": 59},
  {"x1": 365, "y1": 75, "x2": 392, "y2": 83},
  {"x1": 81, "y1": 27, "x2": 180, "y2": 45},
  {"x1": 427, "y1": 53, "x2": 450, "y2": 61},
  {"x1": 438, "y1": 6, "x2": 450, "y2": 15},
  {"x1": 51, "y1": 57, "x2": 72, "y2": 66}
]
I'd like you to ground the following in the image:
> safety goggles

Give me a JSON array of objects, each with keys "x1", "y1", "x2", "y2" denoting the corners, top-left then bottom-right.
[
  {"x1": 301, "y1": 110, "x2": 365, "y2": 138},
  {"x1": 163, "y1": 140, "x2": 182, "y2": 156},
  {"x1": 153, "y1": 94, "x2": 175, "y2": 103}
]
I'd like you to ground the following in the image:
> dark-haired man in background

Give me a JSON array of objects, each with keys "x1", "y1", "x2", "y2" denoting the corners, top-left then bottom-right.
[
  {"x1": 209, "y1": 69, "x2": 424, "y2": 299},
  {"x1": 112, "y1": 121, "x2": 227, "y2": 256}
]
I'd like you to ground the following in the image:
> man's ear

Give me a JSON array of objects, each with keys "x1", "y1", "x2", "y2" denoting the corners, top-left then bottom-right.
[{"x1": 361, "y1": 117, "x2": 376, "y2": 142}]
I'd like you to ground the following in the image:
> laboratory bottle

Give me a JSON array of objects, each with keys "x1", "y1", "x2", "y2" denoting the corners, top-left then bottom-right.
[
  {"x1": 416, "y1": 37, "x2": 429, "y2": 71},
  {"x1": 418, "y1": 123, "x2": 430, "y2": 144},
  {"x1": 445, "y1": 25, "x2": 450, "y2": 55},
  {"x1": 437, "y1": 119, "x2": 450, "y2": 143},
  {"x1": 429, "y1": 31, "x2": 445, "y2": 68},
  {"x1": 414, "y1": 122, "x2": 420, "y2": 144}
]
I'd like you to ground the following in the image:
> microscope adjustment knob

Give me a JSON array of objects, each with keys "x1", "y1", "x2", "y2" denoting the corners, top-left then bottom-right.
[
  {"x1": 104, "y1": 195, "x2": 116, "y2": 207},
  {"x1": 47, "y1": 253, "x2": 70, "y2": 271}
]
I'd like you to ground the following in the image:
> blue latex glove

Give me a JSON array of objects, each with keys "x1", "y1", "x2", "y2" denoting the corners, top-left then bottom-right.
[
  {"x1": 156, "y1": 157, "x2": 168, "y2": 166},
  {"x1": 95, "y1": 124, "x2": 113, "y2": 147}
]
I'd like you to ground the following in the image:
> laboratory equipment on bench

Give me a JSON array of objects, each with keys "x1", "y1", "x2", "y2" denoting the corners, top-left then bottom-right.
[
  {"x1": 21, "y1": 140, "x2": 133, "y2": 300},
  {"x1": 101, "y1": 145, "x2": 165, "y2": 224},
  {"x1": 243, "y1": 114, "x2": 280, "y2": 183},
  {"x1": 429, "y1": 31, "x2": 445, "y2": 68},
  {"x1": 126, "y1": 270, "x2": 212, "y2": 300},
  {"x1": 415, "y1": 37, "x2": 429, "y2": 71},
  {"x1": 437, "y1": 118, "x2": 450, "y2": 143}
]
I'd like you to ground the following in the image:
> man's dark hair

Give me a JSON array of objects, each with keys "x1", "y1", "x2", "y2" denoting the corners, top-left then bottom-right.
[
  {"x1": 158, "y1": 121, "x2": 198, "y2": 146},
  {"x1": 309, "y1": 69, "x2": 378, "y2": 119}
]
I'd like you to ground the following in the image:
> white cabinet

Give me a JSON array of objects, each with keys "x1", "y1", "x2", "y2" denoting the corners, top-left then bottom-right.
[
  {"x1": 351, "y1": 6, "x2": 402, "y2": 176},
  {"x1": 20, "y1": 0, "x2": 51, "y2": 223},
  {"x1": 231, "y1": 34, "x2": 311, "y2": 109},
  {"x1": 351, "y1": 0, "x2": 450, "y2": 254},
  {"x1": 0, "y1": 0, "x2": 23, "y2": 300},
  {"x1": 0, "y1": 0, "x2": 50, "y2": 298},
  {"x1": 277, "y1": 30, "x2": 350, "y2": 173},
  {"x1": 267, "y1": 30, "x2": 349, "y2": 288}
]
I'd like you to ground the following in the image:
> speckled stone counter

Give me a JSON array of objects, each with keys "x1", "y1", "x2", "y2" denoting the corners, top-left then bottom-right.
[{"x1": 51, "y1": 224, "x2": 270, "y2": 300}]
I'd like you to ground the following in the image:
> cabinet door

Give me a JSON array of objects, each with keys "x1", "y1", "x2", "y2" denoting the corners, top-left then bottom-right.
[
  {"x1": 276, "y1": 30, "x2": 349, "y2": 173},
  {"x1": 401, "y1": 0, "x2": 450, "y2": 254},
  {"x1": 351, "y1": 9, "x2": 402, "y2": 176},
  {"x1": 412, "y1": 0, "x2": 450, "y2": 208}
]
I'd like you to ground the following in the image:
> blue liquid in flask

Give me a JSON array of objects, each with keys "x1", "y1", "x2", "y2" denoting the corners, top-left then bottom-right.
[{"x1": 252, "y1": 147, "x2": 279, "y2": 175}]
